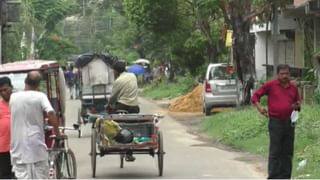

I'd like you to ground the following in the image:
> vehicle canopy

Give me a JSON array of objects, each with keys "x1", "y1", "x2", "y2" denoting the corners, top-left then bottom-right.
[
  {"x1": 0, "y1": 60, "x2": 66, "y2": 125},
  {"x1": 74, "y1": 53, "x2": 116, "y2": 98}
]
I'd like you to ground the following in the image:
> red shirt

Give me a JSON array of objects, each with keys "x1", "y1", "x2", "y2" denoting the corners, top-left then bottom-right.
[
  {"x1": 251, "y1": 80, "x2": 300, "y2": 121},
  {"x1": 0, "y1": 99, "x2": 10, "y2": 152}
]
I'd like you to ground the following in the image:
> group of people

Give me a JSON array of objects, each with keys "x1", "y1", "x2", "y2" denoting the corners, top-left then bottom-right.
[
  {"x1": 0, "y1": 60, "x2": 140, "y2": 179},
  {"x1": 0, "y1": 71, "x2": 60, "y2": 179}
]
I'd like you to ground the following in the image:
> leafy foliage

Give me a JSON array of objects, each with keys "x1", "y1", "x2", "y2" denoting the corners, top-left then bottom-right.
[
  {"x1": 37, "y1": 34, "x2": 79, "y2": 62},
  {"x1": 123, "y1": 0, "x2": 178, "y2": 35},
  {"x1": 29, "y1": 0, "x2": 79, "y2": 30}
]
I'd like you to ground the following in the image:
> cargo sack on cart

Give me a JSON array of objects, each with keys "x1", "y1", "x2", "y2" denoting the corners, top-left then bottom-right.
[{"x1": 96, "y1": 118, "x2": 121, "y2": 146}]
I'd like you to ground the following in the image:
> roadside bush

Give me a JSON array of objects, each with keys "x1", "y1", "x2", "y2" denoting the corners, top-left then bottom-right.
[{"x1": 142, "y1": 75, "x2": 195, "y2": 99}]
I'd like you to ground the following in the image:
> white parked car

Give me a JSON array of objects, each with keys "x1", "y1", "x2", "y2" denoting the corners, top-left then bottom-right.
[{"x1": 202, "y1": 63, "x2": 242, "y2": 116}]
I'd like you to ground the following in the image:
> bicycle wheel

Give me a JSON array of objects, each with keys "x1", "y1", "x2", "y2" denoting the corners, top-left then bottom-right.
[
  {"x1": 120, "y1": 154, "x2": 124, "y2": 168},
  {"x1": 91, "y1": 128, "x2": 97, "y2": 178},
  {"x1": 157, "y1": 131, "x2": 164, "y2": 176},
  {"x1": 66, "y1": 149, "x2": 77, "y2": 178},
  {"x1": 55, "y1": 150, "x2": 77, "y2": 179},
  {"x1": 77, "y1": 108, "x2": 83, "y2": 138}
]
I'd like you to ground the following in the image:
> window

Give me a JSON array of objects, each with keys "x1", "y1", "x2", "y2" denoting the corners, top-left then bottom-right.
[{"x1": 209, "y1": 66, "x2": 235, "y2": 80}]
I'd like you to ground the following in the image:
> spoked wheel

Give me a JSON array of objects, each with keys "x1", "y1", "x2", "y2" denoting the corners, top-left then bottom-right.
[
  {"x1": 66, "y1": 149, "x2": 77, "y2": 179},
  {"x1": 53, "y1": 149, "x2": 77, "y2": 179},
  {"x1": 57, "y1": 150, "x2": 77, "y2": 179},
  {"x1": 77, "y1": 109, "x2": 83, "y2": 138},
  {"x1": 91, "y1": 128, "x2": 97, "y2": 178},
  {"x1": 120, "y1": 154, "x2": 124, "y2": 168},
  {"x1": 157, "y1": 131, "x2": 164, "y2": 176}
]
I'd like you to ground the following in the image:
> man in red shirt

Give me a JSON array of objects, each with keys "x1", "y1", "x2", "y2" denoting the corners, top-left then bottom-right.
[
  {"x1": 251, "y1": 64, "x2": 301, "y2": 179},
  {"x1": 0, "y1": 77, "x2": 14, "y2": 178}
]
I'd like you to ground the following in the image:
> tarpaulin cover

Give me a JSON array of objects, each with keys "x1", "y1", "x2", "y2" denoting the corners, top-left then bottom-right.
[{"x1": 74, "y1": 53, "x2": 117, "y2": 68}]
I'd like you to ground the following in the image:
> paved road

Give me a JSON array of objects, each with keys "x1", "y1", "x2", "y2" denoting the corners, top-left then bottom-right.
[{"x1": 65, "y1": 97, "x2": 265, "y2": 179}]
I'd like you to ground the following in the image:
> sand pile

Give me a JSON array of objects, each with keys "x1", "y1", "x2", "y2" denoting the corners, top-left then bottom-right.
[{"x1": 168, "y1": 84, "x2": 203, "y2": 112}]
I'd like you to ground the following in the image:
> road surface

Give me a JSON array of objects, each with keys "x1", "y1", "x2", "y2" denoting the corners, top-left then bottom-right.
[{"x1": 65, "y1": 97, "x2": 265, "y2": 179}]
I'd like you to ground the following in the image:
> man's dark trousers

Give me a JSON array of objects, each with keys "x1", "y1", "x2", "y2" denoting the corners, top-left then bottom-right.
[
  {"x1": 0, "y1": 152, "x2": 13, "y2": 179},
  {"x1": 268, "y1": 117, "x2": 295, "y2": 179}
]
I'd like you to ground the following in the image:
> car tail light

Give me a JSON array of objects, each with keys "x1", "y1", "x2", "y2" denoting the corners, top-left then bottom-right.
[{"x1": 205, "y1": 80, "x2": 212, "y2": 92}]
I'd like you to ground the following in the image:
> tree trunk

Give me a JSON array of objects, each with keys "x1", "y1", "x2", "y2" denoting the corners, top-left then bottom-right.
[{"x1": 229, "y1": 1, "x2": 256, "y2": 105}]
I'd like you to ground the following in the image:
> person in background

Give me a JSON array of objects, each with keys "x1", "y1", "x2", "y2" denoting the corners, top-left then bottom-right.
[
  {"x1": 73, "y1": 67, "x2": 80, "y2": 99},
  {"x1": 10, "y1": 71, "x2": 60, "y2": 179},
  {"x1": 251, "y1": 64, "x2": 301, "y2": 179},
  {"x1": 65, "y1": 65, "x2": 75, "y2": 99},
  {"x1": 0, "y1": 77, "x2": 14, "y2": 179}
]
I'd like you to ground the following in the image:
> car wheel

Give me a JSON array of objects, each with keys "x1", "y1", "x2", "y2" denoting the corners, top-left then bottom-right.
[{"x1": 204, "y1": 105, "x2": 211, "y2": 116}]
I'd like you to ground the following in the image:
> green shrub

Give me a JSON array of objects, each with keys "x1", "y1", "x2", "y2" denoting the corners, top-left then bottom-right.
[{"x1": 142, "y1": 75, "x2": 195, "y2": 99}]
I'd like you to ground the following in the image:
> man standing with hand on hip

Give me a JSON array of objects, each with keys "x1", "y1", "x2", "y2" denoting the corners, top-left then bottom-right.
[
  {"x1": 251, "y1": 64, "x2": 301, "y2": 179},
  {"x1": 10, "y1": 71, "x2": 60, "y2": 179}
]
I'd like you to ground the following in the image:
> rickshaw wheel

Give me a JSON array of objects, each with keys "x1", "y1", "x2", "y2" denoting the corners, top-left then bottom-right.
[
  {"x1": 157, "y1": 131, "x2": 164, "y2": 176},
  {"x1": 91, "y1": 128, "x2": 97, "y2": 178},
  {"x1": 120, "y1": 154, "x2": 124, "y2": 168},
  {"x1": 77, "y1": 109, "x2": 83, "y2": 138}
]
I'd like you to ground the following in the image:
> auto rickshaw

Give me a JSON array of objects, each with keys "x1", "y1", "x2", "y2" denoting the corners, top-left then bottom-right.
[{"x1": 0, "y1": 60, "x2": 66, "y2": 127}]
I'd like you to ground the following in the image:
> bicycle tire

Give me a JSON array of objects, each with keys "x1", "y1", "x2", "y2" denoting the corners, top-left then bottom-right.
[
  {"x1": 66, "y1": 149, "x2": 77, "y2": 179},
  {"x1": 55, "y1": 150, "x2": 77, "y2": 179}
]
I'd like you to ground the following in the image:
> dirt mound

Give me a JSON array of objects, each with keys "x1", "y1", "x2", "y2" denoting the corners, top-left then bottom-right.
[{"x1": 168, "y1": 84, "x2": 203, "y2": 112}]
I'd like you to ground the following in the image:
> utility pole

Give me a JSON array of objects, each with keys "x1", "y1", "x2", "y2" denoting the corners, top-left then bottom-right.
[{"x1": 272, "y1": 2, "x2": 279, "y2": 77}]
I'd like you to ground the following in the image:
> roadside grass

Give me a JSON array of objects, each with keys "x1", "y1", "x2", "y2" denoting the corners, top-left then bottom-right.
[
  {"x1": 200, "y1": 105, "x2": 320, "y2": 178},
  {"x1": 142, "y1": 76, "x2": 195, "y2": 100}
]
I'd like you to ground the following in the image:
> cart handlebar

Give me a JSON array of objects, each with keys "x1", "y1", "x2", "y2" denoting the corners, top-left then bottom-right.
[
  {"x1": 86, "y1": 112, "x2": 165, "y2": 119},
  {"x1": 45, "y1": 125, "x2": 79, "y2": 131}
]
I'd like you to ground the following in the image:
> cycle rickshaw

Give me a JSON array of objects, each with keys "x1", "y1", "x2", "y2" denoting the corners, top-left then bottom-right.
[
  {"x1": 89, "y1": 113, "x2": 165, "y2": 178},
  {"x1": 73, "y1": 53, "x2": 116, "y2": 138},
  {"x1": 0, "y1": 60, "x2": 77, "y2": 179}
]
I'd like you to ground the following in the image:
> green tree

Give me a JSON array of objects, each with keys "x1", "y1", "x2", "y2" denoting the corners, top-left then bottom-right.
[
  {"x1": 20, "y1": 0, "x2": 80, "y2": 61},
  {"x1": 219, "y1": 0, "x2": 291, "y2": 104},
  {"x1": 123, "y1": 0, "x2": 228, "y2": 76}
]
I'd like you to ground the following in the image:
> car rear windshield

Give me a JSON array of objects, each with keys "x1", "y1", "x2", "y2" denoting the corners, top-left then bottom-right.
[{"x1": 209, "y1": 66, "x2": 235, "y2": 80}]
